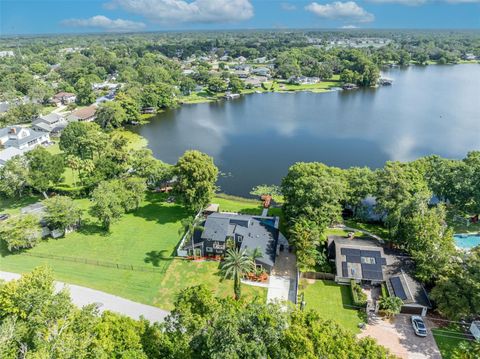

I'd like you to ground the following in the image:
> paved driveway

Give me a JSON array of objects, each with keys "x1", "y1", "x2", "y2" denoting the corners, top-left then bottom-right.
[
  {"x1": 358, "y1": 314, "x2": 441, "y2": 359},
  {"x1": 0, "y1": 271, "x2": 169, "y2": 323},
  {"x1": 267, "y1": 234, "x2": 297, "y2": 304}
]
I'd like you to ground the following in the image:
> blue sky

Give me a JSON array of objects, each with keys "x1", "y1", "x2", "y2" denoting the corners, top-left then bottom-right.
[{"x1": 1, "y1": 0, "x2": 479, "y2": 35}]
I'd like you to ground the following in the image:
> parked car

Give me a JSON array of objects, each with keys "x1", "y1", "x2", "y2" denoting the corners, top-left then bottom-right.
[
  {"x1": 0, "y1": 213, "x2": 10, "y2": 221},
  {"x1": 411, "y1": 315, "x2": 428, "y2": 337}
]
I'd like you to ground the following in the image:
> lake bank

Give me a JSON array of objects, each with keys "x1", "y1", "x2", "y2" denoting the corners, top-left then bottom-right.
[{"x1": 133, "y1": 64, "x2": 480, "y2": 197}]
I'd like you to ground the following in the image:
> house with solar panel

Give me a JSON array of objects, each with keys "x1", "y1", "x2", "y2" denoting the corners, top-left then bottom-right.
[{"x1": 328, "y1": 236, "x2": 432, "y2": 316}]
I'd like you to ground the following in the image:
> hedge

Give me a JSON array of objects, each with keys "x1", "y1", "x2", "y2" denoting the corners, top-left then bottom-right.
[{"x1": 350, "y1": 279, "x2": 367, "y2": 307}]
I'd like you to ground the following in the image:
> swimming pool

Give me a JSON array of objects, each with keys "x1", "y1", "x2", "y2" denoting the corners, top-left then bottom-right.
[{"x1": 454, "y1": 234, "x2": 480, "y2": 250}]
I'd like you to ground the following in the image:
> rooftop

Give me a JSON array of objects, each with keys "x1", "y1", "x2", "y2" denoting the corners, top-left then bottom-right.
[{"x1": 201, "y1": 212, "x2": 278, "y2": 268}]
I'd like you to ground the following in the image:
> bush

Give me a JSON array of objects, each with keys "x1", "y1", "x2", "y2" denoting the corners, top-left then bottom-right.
[{"x1": 350, "y1": 279, "x2": 367, "y2": 307}]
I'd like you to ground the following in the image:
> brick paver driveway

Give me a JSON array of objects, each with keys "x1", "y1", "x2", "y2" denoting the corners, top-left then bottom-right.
[{"x1": 358, "y1": 314, "x2": 441, "y2": 359}]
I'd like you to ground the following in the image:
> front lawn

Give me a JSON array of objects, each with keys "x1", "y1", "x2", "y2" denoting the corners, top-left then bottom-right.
[
  {"x1": 299, "y1": 279, "x2": 364, "y2": 334},
  {"x1": 0, "y1": 193, "x2": 269, "y2": 309},
  {"x1": 0, "y1": 192, "x2": 191, "y2": 305},
  {"x1": 153, "y1": 259, "x2": 267, "y2": 310},
  {"x1": 432, "y1": 326, "x2": 473, "y2": 359}
]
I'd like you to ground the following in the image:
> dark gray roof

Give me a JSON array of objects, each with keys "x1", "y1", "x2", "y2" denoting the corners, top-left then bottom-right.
[
  {"x1": 202, "y1": 213, "x2": 278, "y2": 268},
  {"x1": 34, "y1": 113, "x2": 64, "y2": 125}
]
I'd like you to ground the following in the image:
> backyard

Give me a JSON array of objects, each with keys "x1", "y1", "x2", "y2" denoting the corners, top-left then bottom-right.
[
  {"x1": 299, "y1": 279, "x2": 364, "y2": 334},
  {"x1": 0, "y1": 193, "x2": 267, "y2": 308}
]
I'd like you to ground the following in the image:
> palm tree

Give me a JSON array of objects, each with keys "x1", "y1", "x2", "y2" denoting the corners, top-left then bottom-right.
[
  {"x1": 221, "y1": 248, "x2": 255, "y2": 300},
  {"x1": 379, "y1": 296, "x2": 403, "y2": 318}
]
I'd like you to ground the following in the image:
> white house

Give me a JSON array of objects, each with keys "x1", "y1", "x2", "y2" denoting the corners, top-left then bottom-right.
[
  {"x1": 0, "y1": 147, "x2": 24, "y2": 167},
  {"x1": 0, "y1": 126, "x2": 50, "y2": 151},
  {"x1": 51, "y1": 92, "x2": 77, "y2": 106}
]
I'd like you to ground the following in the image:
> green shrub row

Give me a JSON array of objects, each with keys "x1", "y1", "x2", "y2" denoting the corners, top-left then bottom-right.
[{"x1": 350, "y1": 279, "x2": 368, "y2": 307}]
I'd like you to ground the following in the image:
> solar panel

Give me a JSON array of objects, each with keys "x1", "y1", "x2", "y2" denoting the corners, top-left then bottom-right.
[
  {"x1": 341, "y1": 248, "x2": 361, "y2": 256},
  {"x1": 346, "y1": 255, "x2": 361, "y2": 263},
  {"x1": 390, "y1": 276, "x2": 408, "y2": 300},
  {"x1": 380, "y1": 258, "x2": 387, "y2": 265},
  {"x1": 361, "y1": 263, "x2": 382, "y2": 271},
  {"x1": 361, "y1": 250, "x2": 381, "y2": 258},
  {"x1": 341, "y1": 262, "x2": 348, "y2": 277},
  {"x1": 363, "y1": 270, "x2": 383, "y2": 280}
]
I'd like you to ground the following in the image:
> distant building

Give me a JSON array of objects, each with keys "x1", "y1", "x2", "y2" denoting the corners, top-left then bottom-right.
[
  {"x1": 287, "y1": 76, "x2": 320, "y2": 85},
  {"x1": 0, "y1": 126, "x2": 50, "y2": 152},
  {"x1": 0, "y1": 50, "x2": 14, "y2": 57},
  {"x1": 32, "y1": 113, "x2": 68, "y2": 135},
  {"x1": 251, "y1": 67, "x2": 271, "y2": 77},
  {"x1": 67, "y1": 105, "x2": 97, "y2": 122},
  {"x1": 0, "y1": 147, "x2": 24, "y2": 167},
  {"x1": 51, "y1": 92, "x2": 77, "y2": 106}
]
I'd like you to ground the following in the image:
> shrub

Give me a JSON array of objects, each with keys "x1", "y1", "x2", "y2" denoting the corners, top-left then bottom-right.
[{"x1": 350, "y1": 279, "x2": 367, "y2": 307}]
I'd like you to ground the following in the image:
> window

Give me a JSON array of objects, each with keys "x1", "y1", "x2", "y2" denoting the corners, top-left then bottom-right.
[
  {"x1": 361, "y1": 257, "x2": 376, "y2": 264},
  {"x1": 206, "y1": 247, "x2": 213, "y2": 253},
  {"x1": 237, "y1": 235, "x2": 243, "y2": 243}
]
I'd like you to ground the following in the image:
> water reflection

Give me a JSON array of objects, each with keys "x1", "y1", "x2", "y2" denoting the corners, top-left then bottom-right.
[{"x1": 134, "y1": 64, "x2": 480, "y2": 196}]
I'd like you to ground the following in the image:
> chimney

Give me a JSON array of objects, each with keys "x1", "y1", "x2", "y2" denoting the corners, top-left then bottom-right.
[{"x1": 9, "y1": 127, "x2": 16, "y2": 134}]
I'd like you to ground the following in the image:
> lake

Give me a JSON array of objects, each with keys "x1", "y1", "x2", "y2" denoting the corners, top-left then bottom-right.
[{"x1": 134, "y1": 64, "x2": 480, "y2": 197}]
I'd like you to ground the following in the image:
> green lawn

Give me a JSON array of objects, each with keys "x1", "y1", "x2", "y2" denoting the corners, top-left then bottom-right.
[
  {"x1": 0, "y1": 192, "x2": 190, "y2": 305},
  {"x1": 432, "y1": 327, "x2": 472, "y2": 359},
  {"x1": 154, "y1": 259, "x2": 267, "y2": 310},
  {"x1": 213, "y1": 194, "x2": 263, "y2": 214},
  {"x1": 0, "y1": 193, "x2": 268, "y2": 308},
  {"x1": 344, "y1": 220, "x2": 390, "y2": 241},
  {"x1": 299, "y1": 279, "x2": 364, "y2": 334}
]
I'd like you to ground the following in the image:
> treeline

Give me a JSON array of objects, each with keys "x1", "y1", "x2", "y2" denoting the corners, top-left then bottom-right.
[
  {"x1": 0, "y1": 267, "x2": 398, "y2": 359},
  {"x1": 281, "y1": 153, "x2": 480, "y2": 320},
  {"x1": 1, "y1": 30, "x2": 479, "y2": 127}
]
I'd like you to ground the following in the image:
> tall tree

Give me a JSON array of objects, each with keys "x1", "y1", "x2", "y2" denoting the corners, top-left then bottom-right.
[
  {"x1": 221, "y1": 248, "x2": 254, "y2": 300},
  {"x1": 90, "y1": 180, "x2": 126, "y2": 230},
  {"x1": 289, "y1": 217, "x2": 322, "y2": 271},
  {"x1": 60, "y1": 122, "x2": 107, "y2": 160},
  {"x1": 95, "y1": 101, "x2": 127, "y2": 130},
  {"x1": 43, "y1": 195, "x2": 82, "y2": 232},
  {"x1": 25, "y1": 147, "x2": 64, "y2": 198},
  {"x1": 0, "y1": 214, "x2": 41, "y2": 252},
  {"x1": 174, "y1": 150, "x2": 218, "y2": 211},
  {"x1": 281, "y1": 162, "x2": 346, "y2": 230},
  {"x1": 74, "y1": 77, "x2": 95, "y2": 105},
  {"x1": 0, "y1": 156, "x2": 29, "y2": 198}
]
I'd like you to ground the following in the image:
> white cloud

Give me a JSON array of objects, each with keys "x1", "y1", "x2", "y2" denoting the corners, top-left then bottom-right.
[
  {"x1": 281, "y1": 2, "x2": 297, "y2": 11},
  {"x1": 305, "y1": 1, "x2": 374, "y2": 23},
  {"x1": 62, "y1": 15, "x2": 146, "y2": 31},
  {"x1": 368, "y1": 0, "x2": 480, "y2": 4},
  {"x1": 106, "y1": 0, "x2": 254, "y2": 24},
  {"x1": 367, "y1": 0, "x2": 427, "y2": 5},
  {"x1": 341, "y1": 24, "x2": 358, "y2": 28}
]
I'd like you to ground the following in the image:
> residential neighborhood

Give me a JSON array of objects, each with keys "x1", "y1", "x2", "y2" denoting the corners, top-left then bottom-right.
[{"x1": 0, "y1": 6, "x2": 479, "y2": 357}]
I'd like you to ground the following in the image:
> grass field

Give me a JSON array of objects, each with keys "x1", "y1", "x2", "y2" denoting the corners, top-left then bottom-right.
[
  {"x1": 0, "y1": 193, "x2": 268, "y2": 308},
  {"x1": 432, "y1": 327, "x2": 473, "y2": 359},
  {"x1": 299, "y1": 279, "x2": 363, "y2": 334},
  {"x1": 154, "y1": 259, "x2": 267, "y2": 310}
]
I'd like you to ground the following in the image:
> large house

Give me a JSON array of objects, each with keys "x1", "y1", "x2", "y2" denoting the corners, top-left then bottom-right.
[
  {"x1": 32, "y1": 113, "x2": 68, "y2": 135},
  {"x1": 0, "y1": 147, "x2": 23, "y2": 167},
  {"x1": 184, "y1": 212, "x2": 280, "y2": 273},
  {"x1": 328, "y1": 236, "x2": 432, "y2": 316},
  {"x1": 0, "y1": 126, "x2": 49, "y2": 152},
  {"x1": 67, "y1": 105, "x2": 97, "y2": 122}
]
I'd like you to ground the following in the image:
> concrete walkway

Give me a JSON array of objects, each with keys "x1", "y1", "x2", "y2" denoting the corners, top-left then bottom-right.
[
  {"x1": 267, "y1": 234, "x2": 297, "y2": 304},
  {"x1": 0, "y1": 271, "x2": 169, "y2": 323}
]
